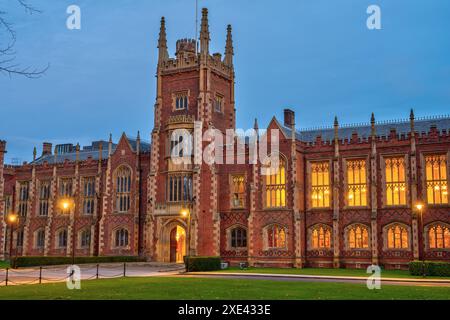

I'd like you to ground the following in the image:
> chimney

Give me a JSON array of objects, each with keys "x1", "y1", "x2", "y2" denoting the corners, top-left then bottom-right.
[
  {"x1": 284, "y1": 109, "x2": 295, "y2": 128},
  {"x1": 42, "y1": 142, "x2": 52, "y2": 156}
]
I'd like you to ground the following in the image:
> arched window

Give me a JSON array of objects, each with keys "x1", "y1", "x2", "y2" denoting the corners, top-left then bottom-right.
[
  {"x1": 230, "y1": 227, "x2": 247, "y2": 248},
  {"x1": 57, "y1": 229, "x2": 68, "y2": 248},
  {"x1": 35, "y1": 229, "x2": 45, "y2": 248},
  {"x1": 80, "y1": 229, "x2": 91, "y2": 248},
  {"x1": 386, "y1": 224, "x2": 409, "y2": 249},
  {"x1": 267, "y1": 225, "x2": 286, "y2": 249},
  {"x1": 265, "y1": 158, "x2": 286, "y2": 208},
  {"x1": 310, "y1": 224, "x2": 332, "y2": 249},
  {"x1": 347, "y1": 224, "x2": 369, "y2": 249},
  {"x1": 428, "y1": 224, "x2": 450, "y2": 249},
  {"x1": 115, "y1": 166, "x2": 131, "y2": 213},
  {"x1": 115, "y1": 228, "x2": 129, "y2": 247}
]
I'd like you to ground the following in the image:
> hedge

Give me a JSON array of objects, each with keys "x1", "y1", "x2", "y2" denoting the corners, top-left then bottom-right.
[
  {"x1": 184, "y1": 256, "x2": 221, "y2": 272},
  {"x1": 14, "y1": 256, "x2": 145, "y2": 268},
  {"x1": 409, "y1": 261, "x2": 450, "y2": 277}
]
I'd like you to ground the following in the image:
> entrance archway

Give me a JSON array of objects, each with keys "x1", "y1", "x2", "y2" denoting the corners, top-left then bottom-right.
[{"x1": 169, "y1": 225, "x2": 186, "y2": 263}]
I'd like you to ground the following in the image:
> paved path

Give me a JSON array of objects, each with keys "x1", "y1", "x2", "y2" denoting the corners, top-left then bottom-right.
[
  {"x1": 183, "y1": 272, "x2": 450, "y2": 287},
  {"x1": 0, "y1": 262, "x2": 185, "y2": 286}
]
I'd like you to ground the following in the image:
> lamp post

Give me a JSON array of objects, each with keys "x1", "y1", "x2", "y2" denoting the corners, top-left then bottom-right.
[
  {"x1": 6, "y1": 212, "x2": 19, "y2": 268},
  {"x1": 414, "y1": 201, "x2": 425, "y2": 277},
  {"x1": 59, "y1": 197, "x2": 76, "y2": 265},
  {"x1": 180, "y1": 206, "x2": 191, "y2": 271}
]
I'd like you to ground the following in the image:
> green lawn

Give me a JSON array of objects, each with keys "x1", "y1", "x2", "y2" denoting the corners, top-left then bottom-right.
[
  {"x1": 0, "y1": 261, "x2": 10, "y2": 269},
  {"x1": 217, "y1": 267, "x2": 450, "y2": 279},
  {"x1": 0, "y1": 276, "x2": 449, "y2": 300}
]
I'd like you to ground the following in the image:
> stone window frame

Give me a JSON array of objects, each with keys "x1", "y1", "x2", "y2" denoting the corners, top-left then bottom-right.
[
  {"x1": 78, "y1": 227, "x2": 92, "y2": 249},
  {"x1": 342, "y1": 155, "x2": 370, "y2": 209},
  {"x1": 37, "y1": 179, "x2": 51, "y2": 216},
  {"x1": 171, "y1": 90, "x2": 190, "y2": 111},
  {"x1": 112, "y1": 226, "x2": 130, "y2": 249},
  {"x1": 229, "y1": 173, "x2": 246, "y2": 209},
  {"x1": 262, "y1": 153, "x2": 288, "y2": 210},
  {"x1": 15, "y1": 229, "x2": 24, "y2": 248},
  {"x1": 262, "y1": 223, "x2": 289, "y2": 251},
  {"x1": 225, "y1": 224, "x2": 248, "y2": 251},
  {"x1": 55, "y1": 227, "x2": 68, "y2": 249},
  {"x1": 34, "y1": 228, "x2": 46, "y2": 249},
  {"x1": 306, "y1": 159, "x2": 333, "y2": 211},
  {"x1": 17, "y1": 180, "x2": 30, "y2": 217},
  {"x1": 424, "y1": 221, "x2": 450, "y2": 251},
  {"x1": 307, "y1": 223, "x2": 333, "y2": 250},
  {"x1": 420, "y1": 151, "x2": 450, "y2": 207},
  {"x1": 380, "y1": 153, "x2": 410, "y2": 209},
  {"x1": 344, "y1": 223, "x2": 371, "y2": 251},
  {"x1": 382, "y1": 222, "x2": 412, "y2": 251},
  {"x1": 113, "y1": 165, "x2": 133, "y2": 214},
  {"x1": 4, "y1": 194, "x2": 12, "y2": 215},
  {"x1": 214, "y1": 92, "x2": 224, "y2": 113},
  {"x1": 81, "y1": 176, "x2": 97, "y2": 215}
]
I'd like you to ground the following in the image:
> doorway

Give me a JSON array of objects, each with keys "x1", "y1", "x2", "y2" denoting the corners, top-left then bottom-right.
[{"x1": 169, "y1": 225, "x2": 186, "y2": 263}]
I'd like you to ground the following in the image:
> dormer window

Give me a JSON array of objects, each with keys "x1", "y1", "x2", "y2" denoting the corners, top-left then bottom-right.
[{"x1": 174, "y1": 91, "x2": 189, "y2": 110}]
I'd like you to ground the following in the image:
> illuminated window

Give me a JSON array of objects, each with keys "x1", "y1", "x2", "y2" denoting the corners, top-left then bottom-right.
[
  {"x1": 83, "y1": 177, "x2": 96, "y2": 215},
  {"x1": 265, "y1": 159, "x2": 286, "y2": 208},
  {"x1": 167, "y1": 174, "x2": 193, "y2": 202},
  {"x1": 57, "y1": 229, "x2": 67, "y2": 248},
  {"x1": 115, "y1": 228, "x2": 129, "y2": 247},
  {"x1": 39, "y1": 181, "x2": 51, "y2": 216},
  {"x1": 231, "y1": 175, "x2": 245, "y2": 208},
  {"x1": 18, "y1": 181, "x2": 29, "y2": 217},
  {"x1": 386, "y1": 224, "x2": 409, "y2": 249},
  {"x1": 347, "y1": 159, "x2": 367, "y2": 207},
  {"x1": 311, "y1": 225, "x2": 332, "y2": 249},
  {"x1": 347, "y1": 224, "x2": 369, "y2": 249},
  {"x1": 115, "y1": 166, "x2": 131, "y2": 213},
  {"x1": 425, "y1": 155, "x2": 448, "y2": 205},
  {"x1": 385, "y1": 157, "x2": 407, "y2": 206},
  {"x1": 230, "y1": 227, "x2": 247, "y2": 248},
  {"x1": 428, "y1": 224, "x2": 450, "y2": 249},
  {"x1": 267, "y1": 225, "x2": 287, "y2": 249},
  {"x1": 310, "y1": 162, "x2": 330, "y2": 208}
]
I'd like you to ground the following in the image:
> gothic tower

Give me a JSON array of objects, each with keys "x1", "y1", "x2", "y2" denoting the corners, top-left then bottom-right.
[{"x1": 147, "y1": 8, "x2": 236, "y2": 261}]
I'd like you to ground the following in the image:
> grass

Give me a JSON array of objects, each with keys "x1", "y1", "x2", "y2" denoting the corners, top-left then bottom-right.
[
  {"x1": 0, "y1": 276, "x2": 449, "y2": 300},
  {"x1": 216, "y1": 267, "x2": 450, "y2": 279},
  {"x1": 0, "y1": 261, "x2": 10, "y2": 269}
]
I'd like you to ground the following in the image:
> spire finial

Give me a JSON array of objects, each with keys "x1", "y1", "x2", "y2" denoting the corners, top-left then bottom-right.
[
  {"x1": 224, "y1": 24, "x2": 234, "y2": 67},
  {"x1": 253, "y1": 118, "x2": 259, "y2": 131},
  {"x1": 158, "y1": 16, "x2": 169, "y2": 64},
  {"x1": 109, "y1": 133, "x2": 112, "y2": 143},
  {"x1": 410, "y1": 109, "x2": 415, "y2": 135},
  {"x1": 33, "y1": 147, "x2": 37, "y2": 161},
  {"x1": 371, "y1": 113, "x2": 376, "y2": 136},
  {"x1": 200, "y1": 8, "x2": 210, "y2": 56},
  {"x1": 137, "y1": 130, "x2": 141, "y2": 140},
  {"x1": 334, "y1": 116, "x2": 339, "y2": 128}
]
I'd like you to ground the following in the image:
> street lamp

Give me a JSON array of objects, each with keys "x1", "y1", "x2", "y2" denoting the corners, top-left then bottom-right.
[
  {"x1": 59, "y1": 197, "x2": 76, "y2": 265},
  {"x1": 6, "y1": 212, "x2": 19, "y2": 268},
  {"x1": 414, "y1": 201, "x2": 425, "y2": 276},
  {"x1": 180, "y1": 206, "x2": 191, "y2": 271}
]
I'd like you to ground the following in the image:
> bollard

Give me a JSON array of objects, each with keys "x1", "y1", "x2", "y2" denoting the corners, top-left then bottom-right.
[
  {"x1": 96, "y1": 264, "x2": 99, "y2": 280},
  {"x1": 5, "y1": 268, "x2": 8, "y2": 286},
  {"x1": 123, "y1": 263, "x2": 126, "y2": 277},
  {"x1": 39, "y1": 267, "x2": 42, "y2": 284}
]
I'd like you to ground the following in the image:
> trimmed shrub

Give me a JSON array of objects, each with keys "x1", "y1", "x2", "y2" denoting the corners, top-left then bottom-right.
[
  {"x1": 185, "y1": 256, "x2": 221, "y2": 272},
  {"x1": 14, "y1": 256, "x2": 145, "y2": 268},
  {"x1": 409, "y1": 261, "x2": 450, "y2": 277}
]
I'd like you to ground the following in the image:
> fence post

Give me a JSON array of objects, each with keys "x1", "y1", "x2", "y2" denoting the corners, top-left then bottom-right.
[
  {"x1": 5, "y1": 268, "x2": 8, "y2": 286},
  {"x1": 96, "y1": 264, "x2": 99, "y2": 280},
  {"x1": 39, "y1": 267, "x2": 42, "y2": 284},
  {"x1": 123, "y1": 263, "x2": 126, "y2": 277}
]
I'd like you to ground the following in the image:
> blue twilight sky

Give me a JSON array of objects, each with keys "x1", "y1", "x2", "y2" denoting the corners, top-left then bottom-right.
[{"x1": 1, "y1": 0, "x2": 450, "y2": 163}]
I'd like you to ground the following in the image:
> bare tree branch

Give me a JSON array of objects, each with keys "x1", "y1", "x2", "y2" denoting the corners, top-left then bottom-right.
[{"x1": 0, "y1": 0, "x2": 47, "y2": 78}]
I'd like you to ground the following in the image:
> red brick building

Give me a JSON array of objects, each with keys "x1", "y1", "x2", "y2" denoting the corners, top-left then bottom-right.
[{"x1": 1, "y1": 8, "x2": 449, "y2": 269}]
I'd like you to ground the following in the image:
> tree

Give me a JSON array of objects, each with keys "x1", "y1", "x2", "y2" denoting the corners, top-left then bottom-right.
[{"x1": 0, "y1": 0, "x2": 48, "y2": 78}]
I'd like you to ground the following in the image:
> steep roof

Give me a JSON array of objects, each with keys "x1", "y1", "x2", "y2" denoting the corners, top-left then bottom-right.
[{"x1": 31, "y1": 137, "x2": 151, "y2": 165}]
